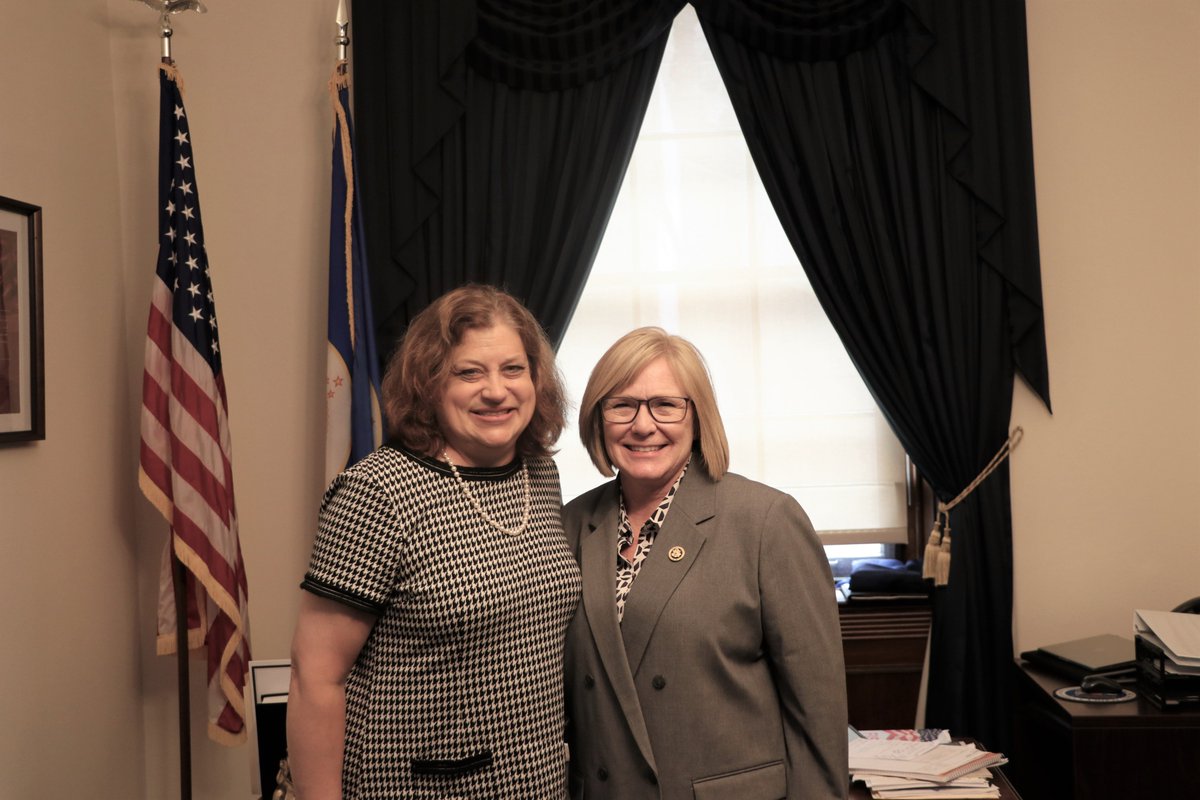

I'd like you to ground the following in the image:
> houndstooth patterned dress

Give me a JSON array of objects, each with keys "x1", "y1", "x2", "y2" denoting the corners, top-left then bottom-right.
[{"x1": 302, "y1": 445, "x2": 582, "y2": 799}]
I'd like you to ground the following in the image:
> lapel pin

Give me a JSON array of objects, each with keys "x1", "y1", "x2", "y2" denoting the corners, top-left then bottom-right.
[{"x1": 668, "y1": 546, "x2": 685, "y2": 562}]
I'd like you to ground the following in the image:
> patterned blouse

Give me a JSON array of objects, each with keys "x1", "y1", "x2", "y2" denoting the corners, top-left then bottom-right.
[
  {"x1": 302, "y1": 445, "x2": 582, "y2": 799},
  {"x1": 614, "y1": 460, "x2": 690, "y2": 623}
]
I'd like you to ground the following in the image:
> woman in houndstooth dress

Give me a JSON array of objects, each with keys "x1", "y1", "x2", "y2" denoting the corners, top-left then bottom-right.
[{"x1": 288, "y1": 285, "x2": 582, "y2": 799}]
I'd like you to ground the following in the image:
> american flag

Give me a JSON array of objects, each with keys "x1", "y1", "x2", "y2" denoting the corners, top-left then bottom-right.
[
  {"x1": 325, "y1": 66, "x2": 383, "y2": 484},
  {"x1": 138, "y1": 64, "x2": 251, "y2": 746}
]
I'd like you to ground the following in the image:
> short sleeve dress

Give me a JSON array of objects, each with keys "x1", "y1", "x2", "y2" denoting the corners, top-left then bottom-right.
[{"x1": 302, "y1": 445, "x2": 582, "y2": 799}]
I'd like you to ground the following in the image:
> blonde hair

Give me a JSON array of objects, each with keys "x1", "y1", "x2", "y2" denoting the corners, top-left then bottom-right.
[{"x1": 578, "y1": 327, "x2": 729, "y2": 479}]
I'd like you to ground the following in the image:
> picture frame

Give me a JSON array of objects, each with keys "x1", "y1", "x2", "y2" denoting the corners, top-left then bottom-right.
[{"x1": 0, "y1": 195, "x2": 45, "y2": 443}]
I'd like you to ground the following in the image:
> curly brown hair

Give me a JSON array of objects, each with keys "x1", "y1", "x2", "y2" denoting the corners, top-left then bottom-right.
[{"x1": 381, "y1": 284, "x2": 566, "y2": 460}]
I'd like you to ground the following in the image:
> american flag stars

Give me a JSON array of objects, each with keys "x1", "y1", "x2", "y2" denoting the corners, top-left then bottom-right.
[{"x1": 156, "y1": 94, "x2": 221, "y2": 373}]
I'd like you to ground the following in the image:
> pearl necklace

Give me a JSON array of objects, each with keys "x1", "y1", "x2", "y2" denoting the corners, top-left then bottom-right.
[{"x1": 442, "y1": 451, "x2": 532, "y2": 537}]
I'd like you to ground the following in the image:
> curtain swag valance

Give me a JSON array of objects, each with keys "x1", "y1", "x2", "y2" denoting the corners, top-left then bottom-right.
[
  {"x1": 692, "y1": 0, "x2": 903, "y2": 61},
  {"x1": 468, "y1": 0, "x2": 905, "y2": 88},
  {"x1": 471, "y1": 0, "x2": 684, "y2": 88}
]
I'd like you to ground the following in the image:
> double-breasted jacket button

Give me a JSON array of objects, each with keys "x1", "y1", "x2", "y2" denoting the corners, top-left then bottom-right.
[
  {"x1": 646, "y1": 770, "x2": 658, "y2": 785},
  {"x1": 584, "y1": 674, "x2": 595, "y2": 688},
  {"x1": 597, "y1": 767, "x2": 609, "y2": 781},
  {"x1": 651, "y1": 675, "x2": 666, "y2": 690}
]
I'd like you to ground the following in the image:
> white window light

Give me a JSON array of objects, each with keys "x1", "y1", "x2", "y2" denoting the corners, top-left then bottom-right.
[{"x1": 555, "y1": 6, "x2": 907, "y2": 548}]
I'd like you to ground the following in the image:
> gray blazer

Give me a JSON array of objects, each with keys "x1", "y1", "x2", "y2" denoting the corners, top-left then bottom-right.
[{"x1": 563, "y1": 469, "x2": 849, "y2": 800}]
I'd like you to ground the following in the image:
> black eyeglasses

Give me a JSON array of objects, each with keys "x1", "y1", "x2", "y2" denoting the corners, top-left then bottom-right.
[{"x1": 600, "y1": 396, "x2": 692, "y2": 424}]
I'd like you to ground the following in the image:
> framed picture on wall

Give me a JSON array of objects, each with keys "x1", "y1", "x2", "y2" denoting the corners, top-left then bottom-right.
[{"x1": 0, "y1": 195, "x2": 45, "y2": 443}]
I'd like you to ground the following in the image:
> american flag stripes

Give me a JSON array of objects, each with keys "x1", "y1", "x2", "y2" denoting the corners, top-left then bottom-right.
[
  {"x1": 325, "y1": 66, "x2": 383, "y2": 484},
  {"x1": 138, "y1": 64, "x2": 251, "y2": 746}
]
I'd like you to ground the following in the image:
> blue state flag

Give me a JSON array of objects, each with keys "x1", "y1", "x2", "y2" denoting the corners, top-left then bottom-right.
[{"x1": 326, "y1": 73, "x2": 383, "y2": 484}]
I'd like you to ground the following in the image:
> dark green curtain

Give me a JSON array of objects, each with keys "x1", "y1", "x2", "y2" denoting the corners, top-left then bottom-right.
[
  {"x1": 351, "y1": 0, "x2": 685, "y2": 358},
  {"x1": 694, "y1": 0, "x2": 1050, "y2": 749}
]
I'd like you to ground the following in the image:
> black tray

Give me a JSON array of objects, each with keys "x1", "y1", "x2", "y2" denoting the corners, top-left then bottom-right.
[{"x1": 1135, "y1": 634, "x2": 1200, "y2": 709}]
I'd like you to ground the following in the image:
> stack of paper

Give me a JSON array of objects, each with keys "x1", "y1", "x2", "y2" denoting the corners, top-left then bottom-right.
[
  {"x1": 849, "y1": 736, "x2": 1007, "y2": 799},
  {"x1": 1134, "y1": 609, "x2": 1200, "y2": 675},
  {"x1": 855, "y1": 769, "x2": 999, "y2": 800},
  {"x1": 858, "y1": 728, "x2": 952, "y2": 744}
]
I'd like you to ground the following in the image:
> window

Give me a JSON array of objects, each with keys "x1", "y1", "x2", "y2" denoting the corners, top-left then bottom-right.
[{"x1": 555, "y1": 7, "x2": 910, "y2": 560}]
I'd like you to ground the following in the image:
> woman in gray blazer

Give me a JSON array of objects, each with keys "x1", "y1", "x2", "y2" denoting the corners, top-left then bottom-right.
[{"x1": 563, "y1": 327, "x2": 848, "y2": 800}]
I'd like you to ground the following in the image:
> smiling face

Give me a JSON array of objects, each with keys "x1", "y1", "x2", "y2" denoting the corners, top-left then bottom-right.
[
  {"x1": 436, "y1": 323, "x2": 536, "y2": 467},
  {"x1": 603, "y1": 356, "x2": 695, "y2": 501}
]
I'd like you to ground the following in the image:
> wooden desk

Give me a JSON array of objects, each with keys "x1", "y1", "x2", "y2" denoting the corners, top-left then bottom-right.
[{"x1": 1009, "y1": 660, "x2": 1200, "y2": 800}]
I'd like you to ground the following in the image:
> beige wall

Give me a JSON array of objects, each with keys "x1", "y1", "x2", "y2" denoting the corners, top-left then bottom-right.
[
  {"x1": 3, "y1": 1, "x2": 330, "y2": 797},
  {"x1": 0, "y1": 3, "x2": 142, "y2": 798},
  {"x1": 0, "y1": 1, "x2": 1196, "y2": 798},
  {"x1": 1014, "y1": 0, "x2": 1200, "y2": 652}
]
